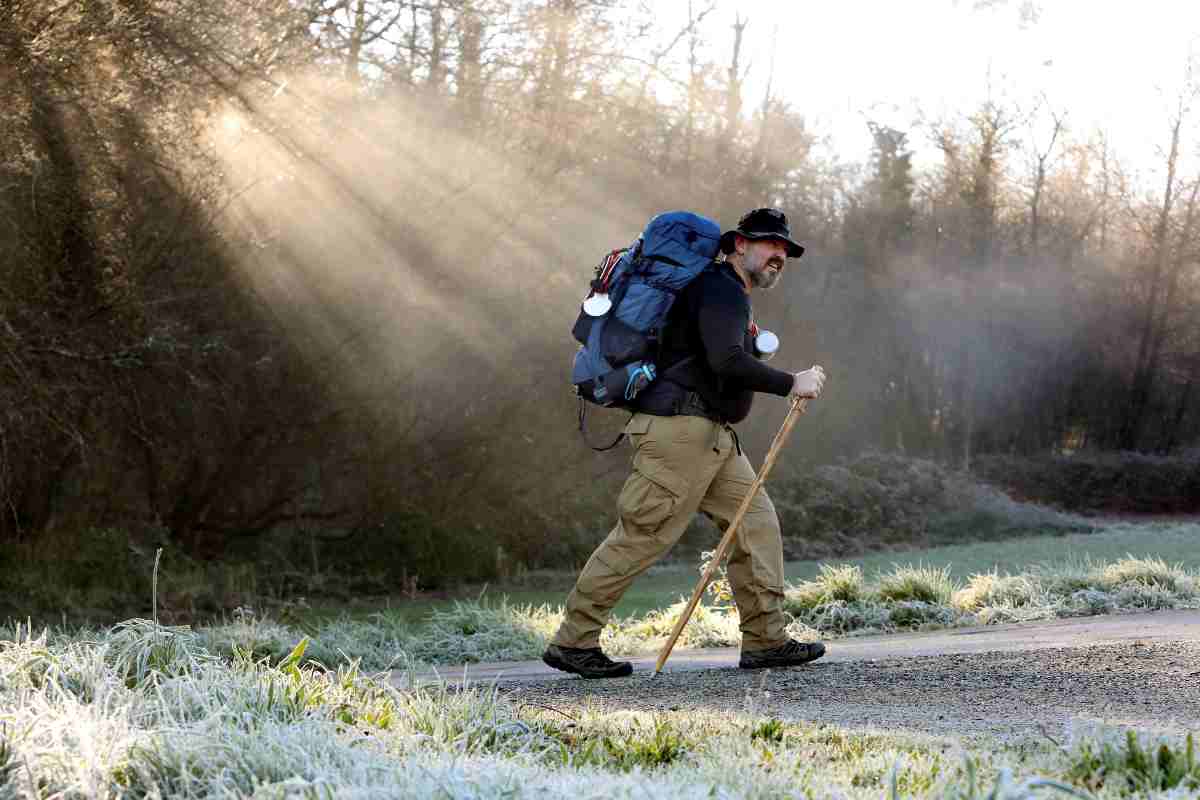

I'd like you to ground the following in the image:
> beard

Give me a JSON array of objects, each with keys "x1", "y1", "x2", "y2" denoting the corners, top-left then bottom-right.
[{"x1": 749, "y1": 260, "x2": 783, "y2": 290}]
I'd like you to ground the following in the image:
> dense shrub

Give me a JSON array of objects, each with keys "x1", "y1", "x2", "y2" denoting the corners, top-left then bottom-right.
[
  {"x1": 314, "y1": 511, "x2": 499, "y2": 591},
  {"x1": 2, "y1": 512, "x2": 502, "y2": 625},
  {"x1": 772, "y1": 453, "x2": 1086, "y2": 560},
  {"x1": 974, "y1": 452, "x2": 1200, "y2": 514},
  {"x1": 0, "y1": 528, "x2": 257, "y2": 624}
]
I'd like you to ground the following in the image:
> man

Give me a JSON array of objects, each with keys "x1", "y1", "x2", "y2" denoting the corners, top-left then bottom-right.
[{"x1": 543, "y1": 208, "x2": 827, "y2": 678}]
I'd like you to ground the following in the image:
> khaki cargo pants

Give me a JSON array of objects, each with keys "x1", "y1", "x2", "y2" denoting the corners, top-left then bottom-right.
[{"x1": 553, "y1": 412, "x2": 788, "y2": 652}]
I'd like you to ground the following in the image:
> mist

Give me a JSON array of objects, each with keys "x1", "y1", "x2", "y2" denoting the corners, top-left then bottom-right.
[{"x1": 2, "y1": 0, "x2": 1198, "y2": 580}]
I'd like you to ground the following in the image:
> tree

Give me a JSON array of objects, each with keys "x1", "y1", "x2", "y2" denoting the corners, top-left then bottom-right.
[
  {"x1": 1118, "y1": 76, "x2": 1198, "y2": 450},
  {"x1": 1026, "y1": 99, "x2": 1065, "y2": 264}
]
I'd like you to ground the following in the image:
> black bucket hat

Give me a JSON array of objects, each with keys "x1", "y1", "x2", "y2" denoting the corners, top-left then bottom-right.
[{"x1": 720, "y1": 208, "x2": 805, "y2": 258}]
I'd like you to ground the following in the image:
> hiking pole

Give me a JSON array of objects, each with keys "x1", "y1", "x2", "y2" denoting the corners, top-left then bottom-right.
[{"x1": 653, "y1": 395, "x2": 809, "y2": 675}]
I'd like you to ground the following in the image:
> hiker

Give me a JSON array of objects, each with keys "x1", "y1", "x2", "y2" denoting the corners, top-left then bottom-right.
[{"x1": 544, "y1": 208, "x2": 827, "y2": 678}]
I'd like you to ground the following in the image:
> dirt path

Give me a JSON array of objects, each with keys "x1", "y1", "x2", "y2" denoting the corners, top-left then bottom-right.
[
  {"x1": 506, "y1": 640, "x2": 1200, "y2": 740},
  {"x1": 402, "y1": 610, "x2": 1200, "y2": 739}
]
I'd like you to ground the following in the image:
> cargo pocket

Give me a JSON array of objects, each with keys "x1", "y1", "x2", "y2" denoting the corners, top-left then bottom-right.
[
  {"x1": 617, "y1": 458, "x2": 689, "y2": 532},
  {"x1": 623, "y1": 413, "x2": 654, "y2": 451}
]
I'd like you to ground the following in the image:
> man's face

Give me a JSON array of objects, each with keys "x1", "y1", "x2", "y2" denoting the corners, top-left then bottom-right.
[{"x1": 741, "y1": 237, "x2": 789, "y2": 290}]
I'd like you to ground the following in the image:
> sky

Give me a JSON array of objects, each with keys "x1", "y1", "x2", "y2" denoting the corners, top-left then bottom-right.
[{"x1": 652, "y1": 0, "x2": 1200, "y2": 178}]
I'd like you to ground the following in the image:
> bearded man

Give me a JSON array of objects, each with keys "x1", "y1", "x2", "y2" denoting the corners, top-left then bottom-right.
[{"x1": 544, "y1": 208, "x2": 827, "y2": 678}]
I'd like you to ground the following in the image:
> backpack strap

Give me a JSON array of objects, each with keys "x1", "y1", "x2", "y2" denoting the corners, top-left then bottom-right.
[{"x1": 578, "y1": 398, "x2": 632, "y2": 452}]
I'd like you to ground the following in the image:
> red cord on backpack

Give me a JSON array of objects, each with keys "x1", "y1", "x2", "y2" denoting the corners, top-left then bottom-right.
[{"x1": 591, "y1": 248, "x2": 626, "y2": 294}]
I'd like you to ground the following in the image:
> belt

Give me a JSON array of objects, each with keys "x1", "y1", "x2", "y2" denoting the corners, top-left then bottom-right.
[
  {"x1": 676, "y1": 391, "x2": 725, "y2": 424},
  {"x1": 678, "y1": 392, "x2": 741, "y2": 455},
  {"x1": 639, "y1": 389, "x2": 740, "y2": 455}
]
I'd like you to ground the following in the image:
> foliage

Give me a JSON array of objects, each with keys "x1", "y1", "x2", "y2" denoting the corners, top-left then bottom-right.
[
  {"x1": 1065, "y1": 728, "x2": 1199, "y2": 794},
  {"x1": 785, "y1": 564, "x2": 869, "y2": 610},
  {"x1": 772, "y1": 453, "x2": 1088, "y2": 561},
  {"x1": 130, "y1": 552, "x2": 1193, "y2": 672},
  {"x1": 749, "y1": 718, "x2": 785, "y2": 744},
  {"x1": 403, "y1": 600, "x2": 562, "y2": 665},
  {"x1": 877, "y1": 564, "x2": 957, "y2": 604},
  {"x1": 974, "y1": 453, "x2": 1200, "y2": 514},
  {"x1": 0, "y1": 529, "x2": 257, "y2": 623},
  {"x1": 3, "y1": 0, "x2": 1199, "y2": 599},
  {"x1": 315, "y1": 510, "x2": 498, "y2": 590},
  {"x1": 545, "y1": 716, "x2": 696, "y2": 772},
  {"x1": 605, "y1": 599, "x2": 743, "y2": 653},
  {"x1": 779, "y1": 555, "x2": 1200, "y2": 639},
  {"x1": 2, "y1": 0, "x2": 1199, "y2": 586}
]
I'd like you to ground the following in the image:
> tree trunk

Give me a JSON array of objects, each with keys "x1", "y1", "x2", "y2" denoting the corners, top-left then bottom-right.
[
  {"x1": 1119, "y1": 104, "x2": 1184, "y2": 450},
  {"x1": 683, "y1": 0, "x2": 701, "y2": 195},
  {"x1": 17, "y1": 46, "x2": 102, "y2": 313},
  {"x1": 345, "y1": 0, "x2": 368, "y2": 85},
  {"x1": 1030, "y1": 160, "x2": 1043, "y2": 262},
  {"x1": 427, "y1": 0, "x2": 446, "y2": 92},
  {"x1": 1161, "y1": 376, "x2": 1194, "y2": 453},
  {"x1": 457, "y1": 6, "x2": 484, "y2": 122},
  {"x1": 715, "y1": 14, "x2": 745, "y2": 214}
]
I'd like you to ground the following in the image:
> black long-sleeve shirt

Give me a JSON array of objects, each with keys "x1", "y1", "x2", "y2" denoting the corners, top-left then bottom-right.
[{"x1": 635, "y1": 261, "x2": 793, "y2": 423}]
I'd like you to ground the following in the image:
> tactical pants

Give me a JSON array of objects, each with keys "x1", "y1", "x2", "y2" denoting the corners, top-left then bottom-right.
[{"x1": 553, "y1": 412, "x2": 788, "y2": 652}]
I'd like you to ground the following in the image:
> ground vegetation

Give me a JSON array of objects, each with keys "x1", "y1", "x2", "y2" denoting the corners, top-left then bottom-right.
[
  {"x1": 973, "y1": 452, "x2": 1200, "y2": 514},
  {"x1": 79, "y1": 549, "x2": 1200, "y2": 671},
  {"x1": 1, "y1": 615, "x2": 1196, "y2": 798}
]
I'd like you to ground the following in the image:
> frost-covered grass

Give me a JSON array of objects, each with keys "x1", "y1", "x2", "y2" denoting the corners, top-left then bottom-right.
[
  {"x1": 776, "y1": 555, "x2": 1199, "y2": 637},
  {"x1": 8, "y1": 551, "x2": 1189, "y2": 679},
  {"x1": 877, "y1": 564, "x2": 957, "y2": 605},
  {"x1": 189, "y1": 598, "x2": 749, "y2": 671},
  {"x1": 7, "y1": 533, "x2": 1198, "y2": 677},
  {"x1": 117, "y1": 552, "x2": 1194, "y2": 674},
  {"x1": 1, "y1": 620, "x2": 1194, "y2": 798}
]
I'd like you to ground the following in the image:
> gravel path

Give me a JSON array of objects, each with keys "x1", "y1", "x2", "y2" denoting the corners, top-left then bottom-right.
[{"x1": 502, "y1": 641, "x2": 1200, "y2": 740}]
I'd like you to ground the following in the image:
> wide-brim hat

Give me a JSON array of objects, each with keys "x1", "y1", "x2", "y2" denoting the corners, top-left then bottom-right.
[{"x1": 720, "y1": 207, "x2": 805, "y2": 258}]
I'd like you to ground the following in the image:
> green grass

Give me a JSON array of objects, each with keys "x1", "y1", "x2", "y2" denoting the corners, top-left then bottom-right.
[
  {"x1": 806, "y1": 523, "x2": 1200, "y2": 584},
  {"x1": 1066, "y1": 729, "x2": 1199, "y2": 794},
  {"x1": 349, "y1": 523, "x2": 1200, "y2": 626},
  {"x1": 176, "y1": 550, "x2": 1199, "y2": 672}
]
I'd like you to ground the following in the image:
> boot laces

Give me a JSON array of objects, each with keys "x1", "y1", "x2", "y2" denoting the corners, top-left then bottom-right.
[{"x1": 580, "y1": 647, "x2": 621, "y2": 668}]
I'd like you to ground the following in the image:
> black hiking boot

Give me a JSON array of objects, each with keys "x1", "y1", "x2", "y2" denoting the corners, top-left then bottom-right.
[
  {"x1": 542, "y1": 644, "x2": 634, "y2": 678},
  {"x1": 738, "y1": 639, "x2": 826, "y2": 669}
]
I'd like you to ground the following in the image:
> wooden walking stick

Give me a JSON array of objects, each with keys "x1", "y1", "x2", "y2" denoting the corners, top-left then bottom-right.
[{"x1": 654, "y1": 395, "x2": 809, "y2": 675}]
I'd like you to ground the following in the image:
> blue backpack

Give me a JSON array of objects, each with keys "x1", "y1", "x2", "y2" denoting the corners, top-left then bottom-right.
[{"x1": 571, "y1": 211, "x2": 722, "y2": 437}]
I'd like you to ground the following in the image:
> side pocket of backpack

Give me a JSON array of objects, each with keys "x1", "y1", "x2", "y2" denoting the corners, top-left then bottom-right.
[
  {"x1": 599, "y1": 316, "x2": 649, "y2": 366},
  {"x1": 571, "y1": 308, "x2": 593, "y2": 346}
]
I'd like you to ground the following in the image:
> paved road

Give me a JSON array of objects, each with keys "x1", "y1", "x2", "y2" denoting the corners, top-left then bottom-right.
[{"x1": 395, "y1": 609, "x2": 1200, "y2": 687}]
